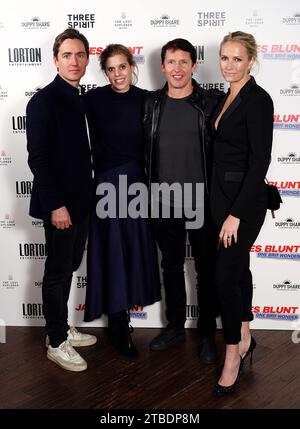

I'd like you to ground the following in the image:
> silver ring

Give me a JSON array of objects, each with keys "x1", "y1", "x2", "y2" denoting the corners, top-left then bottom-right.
[{"x1": 227, "y1": 236, "x2": 232, "y2": 240}]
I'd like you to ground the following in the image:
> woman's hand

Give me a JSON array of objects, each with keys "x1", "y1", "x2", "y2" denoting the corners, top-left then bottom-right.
[{"x1": 219, "y1": 214, "x2": 240, "y2": 248}]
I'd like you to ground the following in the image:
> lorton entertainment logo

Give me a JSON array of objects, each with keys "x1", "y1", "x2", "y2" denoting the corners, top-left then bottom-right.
[
  {"x1": 12, "y1": 115, "x2": 26, "y2": 133},
  {"x1": 186, "y1": 305, "x2": 199, "y2": 320},
  {"x1": 22, "y1": 303, "x2": 44, "y2": 319},
  {"x1": 16, "y1": 180, "x2": 32, "y2": 198},
  {"x1": 19, "y1": 243, "x2": 47, "y2": 260},
  {"x1": 194, "y1": 45, "x2": 205, "y2": 65},
  {"x1": 8, "y1": 48, "x2": 42, "y2": 66}
]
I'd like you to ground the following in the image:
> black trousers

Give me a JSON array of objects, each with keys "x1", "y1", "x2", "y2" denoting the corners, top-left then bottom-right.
[
  {"x1": 42, "y1": 216, "x2": 89, "y2": 347},
  {"x1": 153, "y1": 210, "x2": 219, "y2": 336},
  {"x1": 214, "y1": 216, "x2": 265, "y2": 344}
]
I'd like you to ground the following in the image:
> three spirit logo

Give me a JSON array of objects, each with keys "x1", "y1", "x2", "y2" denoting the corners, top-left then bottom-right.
[
  {"x1": 67, "y1": 13, "x2": 95, "y2": 29},
  {"x1": 76, "y1": 276, "x2": 87, "y2": 288},
  {"x1": 197, "y1": 11, "x2": 226, "y2": 27}
]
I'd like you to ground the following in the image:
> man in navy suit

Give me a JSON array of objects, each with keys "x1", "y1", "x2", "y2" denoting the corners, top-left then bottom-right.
[{"x1": 26, "y1": 28, "x2": 96, "y2": 372}]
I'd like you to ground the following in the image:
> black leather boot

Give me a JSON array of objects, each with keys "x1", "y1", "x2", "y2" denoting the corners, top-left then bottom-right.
[{"x1": 108, "y1": 310, "x2": 138, "y2": 359}]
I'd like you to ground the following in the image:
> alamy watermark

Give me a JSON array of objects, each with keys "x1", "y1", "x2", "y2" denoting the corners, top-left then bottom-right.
[{"x1": 95, "y1": 176, "x2": 204, "y2": 229}]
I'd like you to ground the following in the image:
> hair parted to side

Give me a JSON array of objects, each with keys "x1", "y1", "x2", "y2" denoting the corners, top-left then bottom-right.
[
  {"x1": 53, "y1": 28, "x2": 89, "y2": 59},
  {"x1": 100, "y1": 44, "x2": 138, "y2": 85},
  {"x1": 161, "y1": 38, "x2": 197, "y2": 64},
  {"x1": 219, "y1": 31, "x2": 257, "y2": 61}
]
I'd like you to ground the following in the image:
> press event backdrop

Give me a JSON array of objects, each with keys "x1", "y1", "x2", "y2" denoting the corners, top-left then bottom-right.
[{"x1": 0, "y1": 0, "x2": 299, "y2": 332}]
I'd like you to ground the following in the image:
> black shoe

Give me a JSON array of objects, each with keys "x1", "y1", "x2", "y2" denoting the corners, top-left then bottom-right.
[
  {"x1": 213, "y1": 381, "x2": 237, "y2": 397},
  {"x1": 150, "y1": 327, "x2": 186, "y2": 351},
  {"x1": 213, "y1": 357, "x2": 242, "y2": 397},
  {"x1": 108, "y1": 311, "x2": 139, "y2": 359},
  {"x1": 199, "y1": 337, "x2": 217, "y2": 364}
]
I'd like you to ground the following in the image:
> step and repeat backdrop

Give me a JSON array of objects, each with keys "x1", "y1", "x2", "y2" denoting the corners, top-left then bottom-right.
[{"x1": 0, "y1": 0, "x2": 299, "y2": 331}]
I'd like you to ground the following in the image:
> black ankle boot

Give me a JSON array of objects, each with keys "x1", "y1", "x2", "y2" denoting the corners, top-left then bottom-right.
[{"x1": 108, "y1": 310, "x2": 138, "y2": 359}]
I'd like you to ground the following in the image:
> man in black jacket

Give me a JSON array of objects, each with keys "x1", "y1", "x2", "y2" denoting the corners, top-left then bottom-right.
[
  {"x1": 144, "y1": 38, "x2": 222, "y2": 363},
  {"x1": 26, "y1": 28, "x2": 96, "y2": 372}
]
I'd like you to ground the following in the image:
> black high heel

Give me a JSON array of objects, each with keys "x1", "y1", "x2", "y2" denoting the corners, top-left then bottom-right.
[
  {"x1": 213, "y1": 357, "x2": 242, "y2": 397},
  {"x1": 241, "y1": 336, "x2": 256, "y2": 364}
]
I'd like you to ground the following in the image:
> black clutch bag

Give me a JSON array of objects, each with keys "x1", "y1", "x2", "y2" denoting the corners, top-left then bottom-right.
[{"x1": 265, "y1": 180, "x2": 282, "y2": 218}]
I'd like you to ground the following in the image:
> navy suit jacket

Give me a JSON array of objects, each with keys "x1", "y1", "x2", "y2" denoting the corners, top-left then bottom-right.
[
  {"x1": 210, "y1": 77, "x2": 274, "y2": 226},
  {"x1": 26, "y1": 75, "x2": 93, "y2": 222}
]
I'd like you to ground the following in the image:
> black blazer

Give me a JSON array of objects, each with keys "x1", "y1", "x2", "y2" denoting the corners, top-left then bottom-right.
[
  {"x1": 210, "y1": 77, "x2": 274, "y2": 226},
  {"x1": 26, "y1": 75, "x2": 93, "y2": 222}
]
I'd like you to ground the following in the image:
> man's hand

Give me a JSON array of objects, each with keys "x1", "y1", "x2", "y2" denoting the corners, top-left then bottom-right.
[{"x1": 51, "y1": 206, "x2": 72, "y2": 229}]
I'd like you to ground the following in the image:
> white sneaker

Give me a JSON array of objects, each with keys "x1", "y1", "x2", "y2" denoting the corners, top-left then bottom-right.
[
  {"x1": 45, "y1": 327, "x2": 97, "y2": 348},
  {"x1": 47, "y1": 340, "x2": 87, "y2": 372},
  {"x1": 67, "y1": 327, "x2": 97, "y2": 347}
]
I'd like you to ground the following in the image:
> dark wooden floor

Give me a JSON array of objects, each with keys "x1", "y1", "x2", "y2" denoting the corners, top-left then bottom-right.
[{"x1": 0, "y1": 327, "x2": 299, "y2": 411}]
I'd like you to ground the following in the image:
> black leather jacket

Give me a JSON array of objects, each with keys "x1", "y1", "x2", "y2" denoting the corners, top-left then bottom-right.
[{"x1": 143, "y1": 79, "x2": 223, "y2": 194}]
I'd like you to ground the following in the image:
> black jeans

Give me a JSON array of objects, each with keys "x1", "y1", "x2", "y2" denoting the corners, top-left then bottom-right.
[
  {"x1": 153, "y1": 209, "x2": 219, "y2": 336},
  {"x1": 42, "y1": 217, "x2": 89, "y2": 347}
]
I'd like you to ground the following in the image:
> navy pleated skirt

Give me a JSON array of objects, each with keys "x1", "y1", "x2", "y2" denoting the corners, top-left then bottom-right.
[{"x1": 84, "y1": 161, "x2": 161, "y2": 321}]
